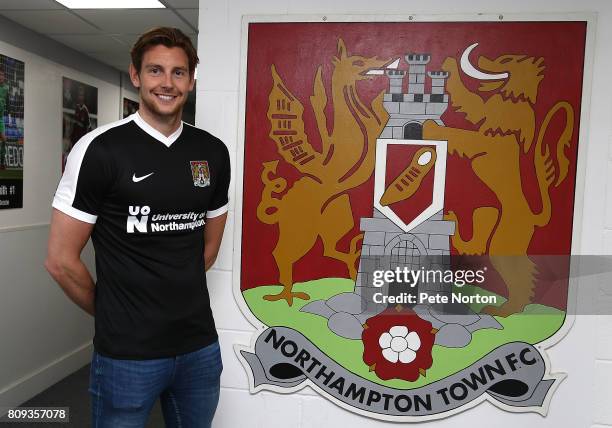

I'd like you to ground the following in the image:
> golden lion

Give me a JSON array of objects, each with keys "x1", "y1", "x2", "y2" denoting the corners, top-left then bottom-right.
[{"x1": 423, "y1": 49, "x2": 574, "y2": 317}]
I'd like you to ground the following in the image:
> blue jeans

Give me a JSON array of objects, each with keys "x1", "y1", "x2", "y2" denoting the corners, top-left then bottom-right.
[{"x1": 89, "y1": 341, "x2": 222, "y2": 428}]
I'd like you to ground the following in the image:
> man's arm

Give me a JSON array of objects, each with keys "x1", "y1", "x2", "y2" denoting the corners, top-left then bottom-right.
[
  {"x1": 45, "y1": 209, "x2": 96, "y2": 316},
  {"x1": 204, "y1": 213, "x2": 228, "y2": 271}
]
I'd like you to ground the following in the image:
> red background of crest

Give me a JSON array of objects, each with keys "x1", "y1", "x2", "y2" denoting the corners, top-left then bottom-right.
[{"x1": 240, "y1": 22, "x2": 586, "y2": 308}]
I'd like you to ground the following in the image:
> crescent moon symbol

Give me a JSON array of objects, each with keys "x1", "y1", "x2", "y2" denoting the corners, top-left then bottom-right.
[{"x1": 459, "y1": 43, "x2": 509, "y2": 80}]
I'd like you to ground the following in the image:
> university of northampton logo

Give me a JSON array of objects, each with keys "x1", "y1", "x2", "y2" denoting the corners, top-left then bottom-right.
[
  {"x1": 237, "y1": 23, "x2": 585, "y2": 422},
  {"x1": 189, "y1": 160, "x2": 210, "y2": 187}
]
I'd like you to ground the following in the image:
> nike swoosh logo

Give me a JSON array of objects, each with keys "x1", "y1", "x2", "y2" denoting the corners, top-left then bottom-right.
[{"x1": 132, "y1": 172, "x2": 154, "y2": 183}]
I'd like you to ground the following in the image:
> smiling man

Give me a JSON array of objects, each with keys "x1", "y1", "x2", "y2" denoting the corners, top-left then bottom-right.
[{"x1": 45, "y1": 28, "x2": 230, "y2": 428}]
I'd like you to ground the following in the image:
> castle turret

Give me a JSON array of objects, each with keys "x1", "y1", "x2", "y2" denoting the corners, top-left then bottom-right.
[
  {"x1": 406, "y1": 53, "x2": 431, "y2": 97},
  {"x1": 426, "y1": 71, "x2": 449, "y2": 115},
  {"x1": 385, "y1": 69, "x2": 407, "y2": 95},
  {"x1": 428, "y1": 71, "x2": 449, "y2": 97}
]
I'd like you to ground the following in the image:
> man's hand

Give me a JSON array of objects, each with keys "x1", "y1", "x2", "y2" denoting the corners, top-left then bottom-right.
[
  {"x1": 45, "y1": 209, "x2": 96, "y2": 316},
  {"x1": 204, "y1": 213, "x2": 228, "y2": 271}
]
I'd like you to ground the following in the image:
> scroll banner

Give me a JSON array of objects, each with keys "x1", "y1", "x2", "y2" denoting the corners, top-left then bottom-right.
[{"x1": 241, "y1": 327, "x2": 558, "y2": 416}]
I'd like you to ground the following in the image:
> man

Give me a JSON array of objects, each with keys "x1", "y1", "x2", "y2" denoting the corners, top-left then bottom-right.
[
  {"x1": 0, "y1": 69, "x2": 9, "y2": 169},
  {"x1": 45, "y1": 27, "x2": 230, "y2": 428}
]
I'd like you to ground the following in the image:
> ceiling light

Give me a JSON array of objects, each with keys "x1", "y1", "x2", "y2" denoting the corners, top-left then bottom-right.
[{"x1": 55, "y1": 0, "x2": 165, "y2": 9}]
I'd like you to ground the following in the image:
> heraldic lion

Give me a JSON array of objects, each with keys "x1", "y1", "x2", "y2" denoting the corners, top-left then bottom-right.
[{"x1": 423, "y1": 44, "x2": 574, "y2": 317}]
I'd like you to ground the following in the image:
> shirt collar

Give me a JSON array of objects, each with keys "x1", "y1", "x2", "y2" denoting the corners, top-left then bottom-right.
[{"x1": 132, "y1": 112, "x2": 183, "y2": 147}]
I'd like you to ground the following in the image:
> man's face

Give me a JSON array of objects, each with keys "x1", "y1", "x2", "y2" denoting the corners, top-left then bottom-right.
[
  {"x1": 129, "y1": 45, "x2": 194, "y2": 120},
  {"x1": 0, "y1": 72, "x2": 5, "y2": 84}
]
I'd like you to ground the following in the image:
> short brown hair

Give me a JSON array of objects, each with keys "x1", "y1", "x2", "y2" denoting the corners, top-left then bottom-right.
[{"x1": 131, "y1": 27, "x2": 199, "y2": 74}]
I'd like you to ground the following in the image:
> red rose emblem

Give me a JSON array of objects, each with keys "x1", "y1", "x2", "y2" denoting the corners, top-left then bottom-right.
[{"x1": 362, "y1": 306, "x2": 436, "y2": 381}]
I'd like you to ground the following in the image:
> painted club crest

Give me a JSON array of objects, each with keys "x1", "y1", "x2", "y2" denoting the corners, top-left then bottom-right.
[
  {"x1": 236, "y1": 21, "x2": 586, "y2": 422},
  {"x1": 190, "y1": 160, "x2": 210, "y2": 187}
]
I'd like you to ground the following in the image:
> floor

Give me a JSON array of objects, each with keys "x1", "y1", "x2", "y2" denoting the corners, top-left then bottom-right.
[{"x1": 12, "y1": 364, "x2": 165, "y2": 427}]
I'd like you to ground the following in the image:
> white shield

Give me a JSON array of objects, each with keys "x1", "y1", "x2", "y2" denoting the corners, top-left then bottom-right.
[{"x1": 374, "y1": 139, "x2": 447, "y2": 232}]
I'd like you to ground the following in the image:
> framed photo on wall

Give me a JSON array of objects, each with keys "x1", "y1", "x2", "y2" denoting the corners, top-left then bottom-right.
[
  {"x1": 234, "y1": 15, "x2": 593, "y2": 422},
  {"x1": 123, "y1": 97, "x2": 139, "y2": 118},
  {"x1": 62, "y1": 77, "x2": 98, "y2": 171},
  {"x1": 0, "y1": 53, "x2": 24, "y2": 210}
]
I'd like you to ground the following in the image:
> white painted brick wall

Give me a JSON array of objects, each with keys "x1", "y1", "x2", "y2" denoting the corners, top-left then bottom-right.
[
  {"x1": 214, "y1": 390, "x2": 302, "y2": 428},
  {"x1": 217, "y1": 329, "x2": 253, "y2": 390},
  {"x1": 606, "y1": 162, "x2": 612, "y2": 230},
  {"x1": 198, "y1": 0, "x2": 612, "y2": 426},
  {"x1": 212, "y1": 211, "x2": 234, "y2": 272},
  {"x1": 593, "y1": 362, "x2": 612, "y2": 425}
]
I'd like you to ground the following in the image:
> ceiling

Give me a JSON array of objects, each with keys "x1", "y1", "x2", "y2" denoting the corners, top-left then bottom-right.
[{"x1": 0, "y1": 0, "x2": 198, "y2": 72}]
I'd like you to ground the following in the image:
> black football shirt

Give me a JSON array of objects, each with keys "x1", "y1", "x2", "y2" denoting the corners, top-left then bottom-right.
[{"x1": 53, "y1": 112, "x2": 230, "y2": 359}]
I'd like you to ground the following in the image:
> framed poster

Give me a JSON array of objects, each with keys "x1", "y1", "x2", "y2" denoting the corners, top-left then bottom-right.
[
  {"x1": 62, "y1": 77, "x2": 98, "y2": 171},
  {"x1": 235, "y1": 16, "x2": 591, "y2": 422},
  {"x1": 123, "y1": 97, "x2": 139, "y2": 118},
  {"x1": 0, "y1": 54, "x2": 24, "y2": 210}
]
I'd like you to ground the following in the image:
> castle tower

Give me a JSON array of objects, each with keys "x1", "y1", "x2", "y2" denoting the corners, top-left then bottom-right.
[
  {"x1": 428, "y1": 71, "x2": 449, "y2": 96},
  {"x1": 380, "y1": 53, "x2": 449, "y2": 139},
  {"x1": 426, "y1": 71, "x2": 449, "y2": 118},
  {"x1": 362, "y1": 54, "x2": 454, "y2": 314},
  {"x1": 355, "y1": 208, "x2": 455, "y2": 317},
  {"x1": 406, "y1": 53, "x2": 430, "y2": 97},
  {"x1": 386, "y1": 69, "x2": 406, "y2": 95}
]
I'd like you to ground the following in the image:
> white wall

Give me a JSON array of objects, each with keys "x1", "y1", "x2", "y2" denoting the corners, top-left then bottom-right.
[
  {"x1": 0, "y1": 34, "x2": 122, "y2": 408},
  {"x1": 197, "y1": 1, "x2": 612, "y2": 427}
]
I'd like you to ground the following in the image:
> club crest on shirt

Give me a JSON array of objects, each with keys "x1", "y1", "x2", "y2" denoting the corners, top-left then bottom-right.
[{"x1": 190, "y1": 160, "x2": 210, "y2": 187}]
